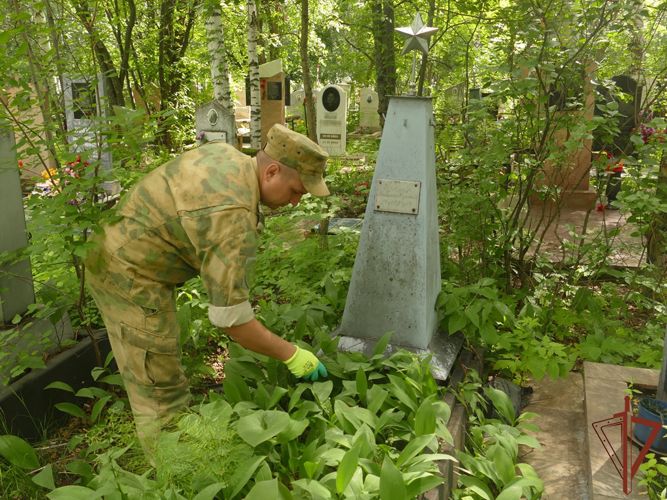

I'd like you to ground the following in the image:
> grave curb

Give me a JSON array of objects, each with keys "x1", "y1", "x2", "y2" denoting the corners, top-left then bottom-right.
[
  {"x1": 0, "y1": 330, "x2": 111, "y2": 441},
  {"x1": 424, "y1": 347, "x2": 484, "y2": 499}
]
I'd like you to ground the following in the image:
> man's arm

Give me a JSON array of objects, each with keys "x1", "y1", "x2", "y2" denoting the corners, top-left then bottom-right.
[
  {"x1": 224, "y1": 319, "x2": 296, "y2": 361},
  {"x1": 223, "y1": 319, "x2": 328, "y2": 381}
]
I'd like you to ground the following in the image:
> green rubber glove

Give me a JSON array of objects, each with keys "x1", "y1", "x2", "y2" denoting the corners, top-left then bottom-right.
[{"x1": 284, "y1": 346, "x2": 328, "y2": 381}]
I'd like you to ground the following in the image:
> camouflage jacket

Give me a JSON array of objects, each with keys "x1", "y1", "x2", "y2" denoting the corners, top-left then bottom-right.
[{"x1": 86, "y1": 142, "x2": 260, "y2": 328}]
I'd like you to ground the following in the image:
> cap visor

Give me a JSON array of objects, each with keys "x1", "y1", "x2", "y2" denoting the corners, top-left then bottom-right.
[{"x1": 302, "y1": 175, "x2": 330, "y2": 197}]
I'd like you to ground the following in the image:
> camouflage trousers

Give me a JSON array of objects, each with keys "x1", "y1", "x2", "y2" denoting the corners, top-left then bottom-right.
[{"x1": 86, "y1": 269, "x2": 191, "y2": 460}]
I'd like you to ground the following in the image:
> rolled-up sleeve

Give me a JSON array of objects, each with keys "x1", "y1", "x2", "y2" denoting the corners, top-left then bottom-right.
[{"x1": 181, "y1": 207, "x2": 257, "y2": 328}]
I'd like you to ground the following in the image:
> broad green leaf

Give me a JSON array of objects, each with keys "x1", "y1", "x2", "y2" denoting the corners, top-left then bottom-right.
[
  {"x1": 311, "y1": 380, "x2": 333, "y2": 405},
  {"x1": 91, "y1": 396, "x2": 112, "y2": 422},
  {"x1": 244, "y1": 478, "x2": 293, "y2": 500},
  {"x1": 336, "y1": 443, "x2": 360, "y2": 493},
  {"x1": 47, "y1": 485, "x2": 100, "y2": 499},
  {"x1": 490, "y1": 445, "x2": 516, "y2": 485},
  {"x1": 447, "y1": 312, "x2": 467, "y2": 334},
  {"x1": 405, "y1": 475, "x2": 444, "y2": 498},
  {"x1": 367, "y1": 385, "x2": 388, "y2": 415},
  {"x1": 379, "y1": 457, "x2": 406, "y2": 500},
  {"x1": 292, "y1": 478, "x2": 332, "y2": 499},
  {"x1": 288, "y1": 384, "x2": 309, "y2": 411},
  {"x1": 516, "y1": 434, "x2": 541, "y2": 449},
  {"x1": 484, "y1": 387, "x2": 516, "y2": 424},
  {"x1": 192, "y1": 482, "x2": 224, "y2": 500},
  {"x1": 44, "y1": 381, "x2": 74, "y2": 393},
  {"x1": 415, "y1": 400, "x2": 436, "y2": 435},
  {"x1": 386, "y1": 377, "x2": 417, "y2": 412},
  {"x1": 75, "y1": 387, "x2": 109, "y2": 399},
  {"x1": 372, "y1": 331, "x2": 392, "y2": 356},
  {"x1": 396, "y1": 434, "x2": 434, "y2": 467},
  {"x1": 0, "y1": 435, "x2": 39, "y2": 469},
  {"x1": 32, "y1": 464, "x2": 55, "y2": 490},
  {"x1": 457, "y1": 475, "x2": 493, "y2": 500},
  {"x1": 99, "y1": 374, "x2": 124, "y2": 386},
  {"x1": 65, "y1": 460, "x2": 94, "y2": 479},
  {"x1": 496, "y1": 484, "x2": 523, "y2": 500},
  {"x1": 276, "y1": 418, "x2": 308, "y2": 442},
  {"x1": 54, "y1": 403, "x2": 86, "y2": 419},
  {"x1": 236, "y1": 411, "x2": 290, "y2": 447}
]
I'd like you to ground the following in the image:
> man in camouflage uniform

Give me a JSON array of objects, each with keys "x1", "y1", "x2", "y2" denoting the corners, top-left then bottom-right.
[{"x1": 85, "y1": 124, "x2": 329, "y2": 458}]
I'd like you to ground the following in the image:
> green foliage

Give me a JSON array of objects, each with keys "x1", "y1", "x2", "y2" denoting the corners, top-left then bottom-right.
[
  {"x1": 453, "y1": 371, "x2": 543, "y2": 500},
  {"x1": 638, "y1": 453, "x2": 667, "y2": 500}
]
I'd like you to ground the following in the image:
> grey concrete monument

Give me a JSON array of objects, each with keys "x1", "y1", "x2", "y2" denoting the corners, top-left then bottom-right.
[
  {"x1": 317, "y1": 84, "x2": 347, "y2": 156},
  {"x1": 0, "y1": 121, "x2": 35, "y2": 324},
  {"x1": 336, "y1": 13, "x2": 462, "y2": 380},
  {"x1": 359, "y1": 87, "x2": 381, "y2": 132},
  {"x1": 195, "y1": 100, "x2": 236, "y2": 146},
  {"x1": 0, "y1": 121, "x2": 73, "y2": 384}
]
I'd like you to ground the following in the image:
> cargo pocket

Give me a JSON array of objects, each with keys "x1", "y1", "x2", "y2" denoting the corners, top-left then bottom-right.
[{"x1": 119, "y1": 323, "x2": 184, "y2": 389}]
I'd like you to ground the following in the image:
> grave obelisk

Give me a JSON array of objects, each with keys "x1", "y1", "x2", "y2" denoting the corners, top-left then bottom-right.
[{"x1": 336, "y1": 14, "x2": 462, "y2": 380}]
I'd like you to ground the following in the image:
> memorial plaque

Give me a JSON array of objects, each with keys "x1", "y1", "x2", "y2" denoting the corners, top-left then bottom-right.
[{"x1": 374, "y1": 179, "x2": 421, "y2": 215}]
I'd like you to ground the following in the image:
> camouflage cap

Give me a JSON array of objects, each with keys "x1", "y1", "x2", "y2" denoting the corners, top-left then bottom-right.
[{"x1": 264, "y1": 124, "x2": 330, "y2": 196}]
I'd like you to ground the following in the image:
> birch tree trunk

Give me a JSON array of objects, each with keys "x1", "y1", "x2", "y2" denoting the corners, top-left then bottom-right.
[
  {"x1": 247, "y1": 0, "x2": 261, "y2": 149},
  {"x1": 204, "y1": 0, "x2": 234, "y2": 116},
  {"x1": 300, "y1": 0, "x2": 317, "y2": 142}
]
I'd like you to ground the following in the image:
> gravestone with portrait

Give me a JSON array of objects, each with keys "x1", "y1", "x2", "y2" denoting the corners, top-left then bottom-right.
[
  {"x1": 316, "y1": 84, "x2": 347, "y2": 156},
  {"x1": 195, "y1": 100, "x2": 236, "y2": 146},
  {"x1": 63, "y1": 76, "x2": 117, "y2": 196},
  {"x1": 359, "y1": 87, "x2": 381, "y2": 132},
  {"x1": 336, "y1": 14, "x2": 461, "y2": 380}
]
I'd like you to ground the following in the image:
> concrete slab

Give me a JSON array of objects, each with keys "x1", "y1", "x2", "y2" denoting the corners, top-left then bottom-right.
[
  {"x1": 522, "y1": 372, "x2": 590, "y2": 500},
  {"x1": 523, "y1": 207, "x2": 644, "y2": 268},
  {"x1": 584, "y1": 361, "x2": 659, "y2": 499}
]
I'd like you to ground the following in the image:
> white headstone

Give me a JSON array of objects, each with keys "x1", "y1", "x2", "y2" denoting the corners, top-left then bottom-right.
[
  {"x1": 195, "y1": 100, "x2": 236, "y2": 145},
  {"x1": 359, "y1": 87, "x2": 381, "y2": 131},
  {"x1": 63, "y1": 76, "x2": 113, "y2": 173},
  {"x1": 316, "y1": 84, "x2": 347, "y2": 156}
]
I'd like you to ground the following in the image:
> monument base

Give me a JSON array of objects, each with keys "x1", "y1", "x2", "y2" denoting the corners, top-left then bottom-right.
[
  {"x1": 530, "y1": 189, "x2": 598, "y2": 212},
  {"x1": 334, "y1": 330, "x2": 464, "y2": 381}
]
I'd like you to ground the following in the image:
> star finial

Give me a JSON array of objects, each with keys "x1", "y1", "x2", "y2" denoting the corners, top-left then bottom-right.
[{"x1": 395, "y1": 12, "x2": 438, "y2": 56}]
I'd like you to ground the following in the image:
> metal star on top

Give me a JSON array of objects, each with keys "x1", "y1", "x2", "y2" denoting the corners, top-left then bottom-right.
[{"x1": 395, "y1": 12, "x2": 438, "y2": 56}]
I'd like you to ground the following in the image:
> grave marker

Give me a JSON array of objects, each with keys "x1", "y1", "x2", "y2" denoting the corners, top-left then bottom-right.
[
  {"x1": 63, "y1": 76, "x2": 112, "y2": 173},
  {"x1": 316, "y1": 84, "x2": 347, "y2": 156},
  {"x1": 195, "y1": 100, "x2": 236, "y2": 146},
  {"x1": 0, "y1": 121, "x2": 35, "y2": 324},
  {"x1": 259, "y1": 59, "x2": 286, "y2": 146},
  {"x1": 336, "y1": 13, "x2": 462, "y2": 380},
  {"x1": 359, "y1": 87, "x2": 381, "y2": 132}
]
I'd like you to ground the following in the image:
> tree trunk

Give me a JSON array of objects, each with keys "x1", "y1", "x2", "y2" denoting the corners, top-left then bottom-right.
[
  {"x1": 204, "y1": 0, "x2": 235, "y2": 116},
  {"x1": 300, "y1": 0, "x2": 317, "y2": 142},
  {"x1": 370, "y1": 0, "x2": 396, "y2": 127},
  {"x1": 72, "y1": 0, "x2": 125, "y2": 108},
  {"x1": 417, "y1": 0, "x2": 436, "y2": 96},
  {"x1": 157, "y1": 0, "x2": 200, "y2": 148},
  {"x1": 247, "y1": 0, "x2": 261, "y2": 149}
]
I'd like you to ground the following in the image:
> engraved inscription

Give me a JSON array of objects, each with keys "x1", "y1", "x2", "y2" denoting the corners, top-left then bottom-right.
[{"x1": 375, "y1": 179, "x2": 421, "y2": 215}]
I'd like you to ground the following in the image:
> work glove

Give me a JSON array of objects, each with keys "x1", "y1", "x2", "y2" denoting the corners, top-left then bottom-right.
[{"x1": 284, "y1": 346, "x2": 328, "y2": 382}]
